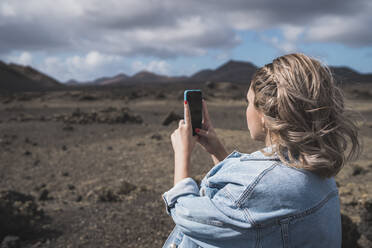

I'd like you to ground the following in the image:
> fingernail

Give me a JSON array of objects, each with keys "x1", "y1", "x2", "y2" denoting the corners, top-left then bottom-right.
[
  {"x1": 184, "y1": 100, "x2": 187, "y2": 104},
  {"x1": 195, "y1": 128, "x2": 200, "y2": 133}
]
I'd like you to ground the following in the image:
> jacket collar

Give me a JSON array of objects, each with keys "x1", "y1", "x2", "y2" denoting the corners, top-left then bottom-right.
[{"x1": 239, "y1": 145, "x2": 282, "y2": 161}]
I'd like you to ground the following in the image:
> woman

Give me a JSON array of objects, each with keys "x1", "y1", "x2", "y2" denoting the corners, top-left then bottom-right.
[{"x1": 162, "y1": 53, "x2": 361, "y2": 248}]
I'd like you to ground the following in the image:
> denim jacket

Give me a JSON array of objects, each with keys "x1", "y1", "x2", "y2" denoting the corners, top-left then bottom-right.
[{"x1": 162, "y1": 146, "x2": 341, "y2": 248}]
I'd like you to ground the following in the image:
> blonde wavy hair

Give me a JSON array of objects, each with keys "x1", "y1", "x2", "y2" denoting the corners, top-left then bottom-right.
[{"x1": 251, "y1": 53, "x2": 362, "y2": 178}]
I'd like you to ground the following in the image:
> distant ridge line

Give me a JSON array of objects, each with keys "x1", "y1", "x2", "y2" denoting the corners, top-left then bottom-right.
[{"x1": 1, "y1": 59, "x2": 372, "y2": 92}]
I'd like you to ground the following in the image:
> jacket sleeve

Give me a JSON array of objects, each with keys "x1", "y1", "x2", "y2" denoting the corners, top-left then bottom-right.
[{"x1": 162, "y1": 177, "x2": 254, "y2": 240}]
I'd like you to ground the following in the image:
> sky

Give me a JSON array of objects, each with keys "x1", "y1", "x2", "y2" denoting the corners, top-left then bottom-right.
[{"x1": 1, "y1": 0, "x2": 372, "y2": 82}]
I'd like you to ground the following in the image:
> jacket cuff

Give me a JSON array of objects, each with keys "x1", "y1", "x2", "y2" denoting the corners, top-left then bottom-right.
[{"x1": 162, "y1": 177, "x2": 200, "y2": 215}]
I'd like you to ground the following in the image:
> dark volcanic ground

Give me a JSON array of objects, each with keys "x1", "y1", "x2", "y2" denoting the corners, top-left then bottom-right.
[{"x1": 0, "y1": 82, "x2": 372, "y2": 247}]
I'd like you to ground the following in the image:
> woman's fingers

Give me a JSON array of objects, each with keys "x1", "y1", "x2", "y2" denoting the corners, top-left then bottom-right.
[
  {"x1": 202, "y1": 99, "x2": 211, "y2": 125},
  {"x1": 178, "y1": 119, "x2": 184, "y2": 127},
  {"x1": 196, "y1": 128, "x2": 208, "y2": 137},
  {"x1": 184, "y1": 101, "x2": 191, "y2": 126}
]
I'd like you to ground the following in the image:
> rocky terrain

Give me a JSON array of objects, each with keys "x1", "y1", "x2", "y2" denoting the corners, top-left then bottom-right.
[{"x1": 0, "y1": 82, "x2": 372, "y2": 247}]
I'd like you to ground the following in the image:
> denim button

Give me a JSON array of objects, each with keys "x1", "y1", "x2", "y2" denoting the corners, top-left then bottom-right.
[{"x1": 169, "y1": 243, "x2": 177, "y2": 248}]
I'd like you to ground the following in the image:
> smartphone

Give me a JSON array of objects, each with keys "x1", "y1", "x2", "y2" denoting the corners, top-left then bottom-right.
[{"x1": 184, "y1": 90, "x2": 203, "y2": 136}]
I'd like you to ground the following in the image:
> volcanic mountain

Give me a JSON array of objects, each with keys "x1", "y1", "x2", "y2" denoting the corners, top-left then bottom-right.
[
  {"x1": 191, "y1": 60, "x2": 258, "y2": 84},
  {"x1": 82, "y1": 60, "x2": 258, "y2": 86},
  {"x1": 1, "y1": 59, "x2": 372, "y2": 92},
  {"x1": 330, "y1": 66, "x2": 372, "y2": 84},
  {"x1": 0, "y1": 61, "x2": 62, "y2": 92}
]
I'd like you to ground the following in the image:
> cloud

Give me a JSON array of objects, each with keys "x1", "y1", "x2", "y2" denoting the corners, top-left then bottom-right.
[
  {"x1": 1, "y1": 0, "x2": 371, "y2": 80},
  {"x1": 0, "y1": 0, "x2": 370, "y2": 58},
  {"x1": 0, "y1": 3, "x2": 16, "y2": 17},
  {"x1": 282, "y1": 25, "x2": 304, "y2": 42},
  {"x1": 131, "y1": 60, "x2": 171, "y2": 75},
  {"x1": 262, "y1": 25, "x2": 304, "y2": 54},
  {"x1": 0, "y1": 0, "x2": 240, "y2": 57},
  {"x1": 42, "y1": 51, "x2": 125, "y2": 82},
  {"x1": 306, "y1": 12, "x2": 372, "y2": 46},
  {"x1": 66, "y1": 51, "x2": 122, "y2": 70},
  {"x1": 7, "y1": 52, "x2": 32, "y2": 65}
]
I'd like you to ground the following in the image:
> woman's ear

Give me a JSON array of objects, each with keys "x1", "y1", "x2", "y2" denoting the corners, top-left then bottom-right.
[{"x1": 261, "y1": 116, "x2": 268, "y2": 134}]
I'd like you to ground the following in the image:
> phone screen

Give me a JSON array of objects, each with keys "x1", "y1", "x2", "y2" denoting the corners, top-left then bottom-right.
[{"x1": 185, "y1": 90, "x2": 202, "y2": 136}]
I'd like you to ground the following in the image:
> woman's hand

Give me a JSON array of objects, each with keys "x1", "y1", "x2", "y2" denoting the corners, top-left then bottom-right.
[
  {"x1": 196, "y1": 100, "x2": 228, "y2": 163},
  {"x1": 170, "y1": 101, "x2": 198, "y2": 185}
]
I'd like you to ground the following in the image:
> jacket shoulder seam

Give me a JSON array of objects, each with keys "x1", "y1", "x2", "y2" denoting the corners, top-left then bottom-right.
[
  {"x1": 235, "y1": 161, "x2": 280, "y2": 208},
  {"x1": 286, "y1": 189, "x2": 339, "y2": 221},
  {"x1": 255, "y1": 189, "x2": 339, "y2": 228}
]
